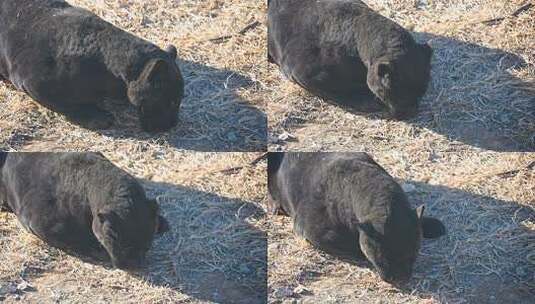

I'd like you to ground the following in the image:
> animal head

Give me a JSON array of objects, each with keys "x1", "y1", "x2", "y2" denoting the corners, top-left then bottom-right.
[
  {"x1": 128, "y1": 45, "x2": 184, "y2": 132},
  {"x1": 367, "y1": 43, "x2": 433, "y2": 119},
  {"x1": 92, "y1": 198, "x2": 169, "y2": 271},
  {"x1": 357, "y1": 205, "x2": 445, "y2": 286}
]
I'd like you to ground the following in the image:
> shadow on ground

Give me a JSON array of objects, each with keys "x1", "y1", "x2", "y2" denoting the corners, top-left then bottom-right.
[
  {"x1": 2, "y1": 59, "x2": 267, "y2": 152},
  {"x1": 412, "y1": 32, "x2": 534, "y2": 152},
  {"x1": 270, "y1": 32, "x2": 534, "y2": 152},
  {"x1": 405, "y1": 181, "x2": 534, "y2": 303},
  {"x1": 141, "y1": 180, "x2": 268, "y2": 304}
]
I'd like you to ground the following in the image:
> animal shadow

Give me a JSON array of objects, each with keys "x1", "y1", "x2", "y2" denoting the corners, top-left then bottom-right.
[
  {"x1": 404, "y1": 181, "x2": 535, "y2": 303},
  {"x1": 412, "y1": 32, "x2": 534, "y2": 152},
  {"x1": 5, "y1": 59, "x2": 267, "y2": 152},
  {"x1": 139, "y1": 180, "x2": 268, "y2": 304},
  {"x1": 270, "y1": 31, "x2": 533, "y2": 152}
]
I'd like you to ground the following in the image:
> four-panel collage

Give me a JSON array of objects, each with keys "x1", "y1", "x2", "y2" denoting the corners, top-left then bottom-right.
[{"x1": 0, "y1": 1, "x2": 533, "y2": 303}]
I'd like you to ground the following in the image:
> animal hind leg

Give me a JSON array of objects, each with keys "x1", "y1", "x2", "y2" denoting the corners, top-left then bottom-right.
[
  {"x1": 19, "y1": 189, "x2": 107, "y2": 261},
  {"x1": 22, "y1": 79, "x2": 115, "y2": 130}
]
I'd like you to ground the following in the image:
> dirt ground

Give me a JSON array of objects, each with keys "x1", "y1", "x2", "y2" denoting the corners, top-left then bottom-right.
[
  {"x1": 0, "y1": 0, "x2": 268, "y2": 152},
  {"x1": 0, "y1": 152, "x2": 268, "y2": 303},
  {"x1": 267, "y1": 0, "x2": 535, "y2": 303}
]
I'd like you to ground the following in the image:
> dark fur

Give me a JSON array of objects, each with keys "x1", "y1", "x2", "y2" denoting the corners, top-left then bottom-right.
[
  {"x1": 0, "y1": 0, "x2": 184, "y2": 132},
  {"x1": 268, "y1": 152, "x2": 445, "y2": 285},
  {"x1": 0, "y1": 152, "x2": 169, "y2": 270},
  {"x1": 267, "y1": 0, "x2": 433, "y2": 119},
  {"x1": 0, "y1": 152, "x2": 8, "y2": 212}
]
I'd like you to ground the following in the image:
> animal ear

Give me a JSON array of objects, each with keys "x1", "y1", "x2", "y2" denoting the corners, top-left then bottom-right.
[
  {"x1": 421, "y1": 216, "x2": 446, "y2": 239},
  {"x1": 156, "y1": 215, "x2": 170, "y2": 234},
  {"x1": 415, "y1": 205, "x2": 425, "y2": 219},
  {"x1": 165, "y1": 45, "x2": 178, "y2": 60},
  {"x1": 146, "y1": 59, "x2": 171, "y2": 83},
  {"x1": 420, "y1": 43, "x2": 433, "y2": 60}
]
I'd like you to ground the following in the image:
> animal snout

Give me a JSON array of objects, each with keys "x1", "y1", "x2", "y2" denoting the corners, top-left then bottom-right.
[
  {"x1": 139, "y1": 108, "x2": 178, "y2": 132},
  {"x1": 112, "y1": 255, "x2": 146, "y2": 272},
  {"x1": 377, "y1": 266, "x2": 413, "y2": 287},
  {"x1": 388, "y1": 104, "x2": 418, "y2": 120},
  {"x1": 381, "y1": 272, "x2": 411, "y2": 287}
]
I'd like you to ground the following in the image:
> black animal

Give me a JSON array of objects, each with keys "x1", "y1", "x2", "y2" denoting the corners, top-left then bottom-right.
[
  {"x1": 0, "y1": 0, "x2": 184, "y2": 132},
  {"x1": 0, "y1": 152, "x2": 169, "y2": 271},
  {"x1": 268, "y1": 0, "x2": 433, "y2": 119},
  {"x1": 268, "y1": 152, "x2": 445, "y2": 285}
]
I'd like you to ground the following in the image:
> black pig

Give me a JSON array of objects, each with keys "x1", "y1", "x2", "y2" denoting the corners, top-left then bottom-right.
[
  {"x1": 268, "y1": 152, "x2": 445, "y2": 285},
  {"x1": 0, "y1": 152, "x2": 169, "y2": 271},
  {"x1": 268, "y1": 0, "x2": 433, "y2": 119},
  {"x1": 0, "y1": 0, "x2": 184, "y2": 131}
]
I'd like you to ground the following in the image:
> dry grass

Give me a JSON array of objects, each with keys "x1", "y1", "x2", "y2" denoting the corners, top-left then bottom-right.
[
  {"x1": 0, "y1": 152, "x2": 268, "y2": 303},
  {"x1": 0, "y1": 0, "x2": 268, "y2": 152},
  {"x1": 1, "y1": 0, "x2": 535, "y2": 303},
  {"x1": 267, "y1": 1, "x2": 535, "y2": 303}
]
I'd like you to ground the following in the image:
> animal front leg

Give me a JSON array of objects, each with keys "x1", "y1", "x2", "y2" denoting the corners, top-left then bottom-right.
[
  {"x1": 21, "y1": 79, "x2": 115, "y2": 130},
  {"x1": 59, "y1": 104, "x2": 115, "y2": 130},
  {"x1": 267, "y1": 193, "x2": 288, "y2": 216}
]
